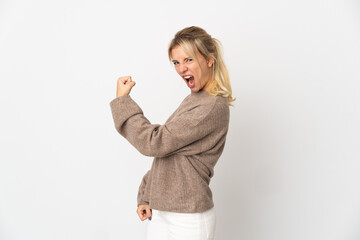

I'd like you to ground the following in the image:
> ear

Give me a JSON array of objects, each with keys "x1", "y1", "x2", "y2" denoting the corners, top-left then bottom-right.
[{"x1": 207, "y1": 55, "x2": 214, "y2": 68}]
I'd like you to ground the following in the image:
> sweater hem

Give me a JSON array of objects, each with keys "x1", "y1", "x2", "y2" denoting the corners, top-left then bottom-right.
[{"x1": 149, "y1": 202, "x2": 214, "y2": 214}]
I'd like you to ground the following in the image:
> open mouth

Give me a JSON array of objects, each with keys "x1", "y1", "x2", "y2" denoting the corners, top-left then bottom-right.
[
  {"x1": 184, "y1": 75, "x2": 194, "y2": 81},
  {"x1": 183, "y1": 75, "x2": 195, "y2": 88}
]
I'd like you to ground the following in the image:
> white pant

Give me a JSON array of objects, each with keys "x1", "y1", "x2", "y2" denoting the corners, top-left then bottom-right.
[{"x1": 146, "y1": 207, "x2": 216, "y2": 240}]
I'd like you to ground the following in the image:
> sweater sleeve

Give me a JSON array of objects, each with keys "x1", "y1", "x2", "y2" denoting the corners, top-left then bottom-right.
[
  {"x1": 137, "y1": 169, "x2": 151, "y2": 206},
  {"x1": 109, "y1": 95, "x2": 223, "y2": 157}
]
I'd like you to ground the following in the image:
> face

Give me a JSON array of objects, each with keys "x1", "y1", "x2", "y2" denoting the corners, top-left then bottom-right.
[{"x1": 171, "y1": 45, "x2": 214, "y2": 92}]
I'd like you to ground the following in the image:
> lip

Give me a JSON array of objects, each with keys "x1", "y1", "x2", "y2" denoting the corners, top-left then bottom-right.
[{"x1": 182, "y1": 74, "x2": 194, "y2": 79}]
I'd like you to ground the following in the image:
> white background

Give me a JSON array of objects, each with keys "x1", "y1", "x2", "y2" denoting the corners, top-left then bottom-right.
[{"x1": 1, "y1": 0, "x2": 359, "y2": 239}]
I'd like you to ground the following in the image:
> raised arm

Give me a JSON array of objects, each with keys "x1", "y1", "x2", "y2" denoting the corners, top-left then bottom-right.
[{"x1": 109, "y1": 95, "x2": 226, "y2": 158}]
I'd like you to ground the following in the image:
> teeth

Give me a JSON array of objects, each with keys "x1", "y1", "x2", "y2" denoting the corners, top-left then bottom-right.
[{"x1": 184, "y1": 76, "x2": 193, "y2": 79}]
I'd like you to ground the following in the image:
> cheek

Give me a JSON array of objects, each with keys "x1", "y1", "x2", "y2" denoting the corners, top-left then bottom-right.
[
  {"x1": 194, "y1": 71, "x2": 202, "y2": 83},
  {"x1": 192, "y1": 66, "x2": 202, "y2": 78}
]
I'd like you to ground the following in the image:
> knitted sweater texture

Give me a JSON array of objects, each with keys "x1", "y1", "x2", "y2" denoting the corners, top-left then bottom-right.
[{"x1": 109, "y1": 89, "x2": 230, "y2": 213}]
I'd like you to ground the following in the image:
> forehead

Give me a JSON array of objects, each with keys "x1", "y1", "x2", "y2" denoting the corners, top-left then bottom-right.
[
  {"x1": 171, "y1": 45, "x2": 203, "y2": 62},
  {"x1": 171, "y1": 45, "x2": 188, "y2": 60}
]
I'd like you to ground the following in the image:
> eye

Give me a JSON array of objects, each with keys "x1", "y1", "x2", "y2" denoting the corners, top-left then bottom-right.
[
  {"x1": 173, "y1": 61, "x2": 179, "y2": 65},
  {"x1": 186, "y1": 58, "x2": 193, "y2": 62}
]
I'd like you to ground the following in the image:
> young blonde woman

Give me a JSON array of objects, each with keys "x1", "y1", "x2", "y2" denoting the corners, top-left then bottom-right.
[{"x1": 110, "y1": 26, "x2": 235, "y2": 240}]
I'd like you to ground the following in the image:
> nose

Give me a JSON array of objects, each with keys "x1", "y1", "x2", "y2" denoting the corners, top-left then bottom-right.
[{"x1": 179, "y1": 63, "x2": 188, "y2": 73}]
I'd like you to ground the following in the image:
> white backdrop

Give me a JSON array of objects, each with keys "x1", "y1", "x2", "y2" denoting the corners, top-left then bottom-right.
[{"x1": 1, "y1": 0, "x2": 359, "y2": 239}]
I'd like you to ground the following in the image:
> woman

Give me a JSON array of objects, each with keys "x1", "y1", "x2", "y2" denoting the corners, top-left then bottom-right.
[{"x1": 110, "y1": 26, "x2": 235, "y2": 240}]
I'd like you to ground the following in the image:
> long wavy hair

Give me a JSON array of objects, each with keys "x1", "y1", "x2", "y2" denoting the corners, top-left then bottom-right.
[{"x1": 168, "y1": 26, "x2": 236, "y2": 106}]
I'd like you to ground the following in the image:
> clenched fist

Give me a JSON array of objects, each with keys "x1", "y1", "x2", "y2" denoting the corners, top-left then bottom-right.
[
  {"x1": 137, "y1": 204, "x2": 152, "y2": 221},
  {"x1": 116, "y1": 76, "x2": 136, "y2": 97}
]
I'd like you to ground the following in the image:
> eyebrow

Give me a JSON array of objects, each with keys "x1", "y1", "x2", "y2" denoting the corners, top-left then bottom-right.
[{"x1": 172, "y1": 57, "x2": 191, "y2": 62}]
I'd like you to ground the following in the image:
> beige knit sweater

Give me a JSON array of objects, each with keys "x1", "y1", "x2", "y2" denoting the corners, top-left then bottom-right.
[{"x1": 110, "y1": 89, "x2": 230, "y2": 213}]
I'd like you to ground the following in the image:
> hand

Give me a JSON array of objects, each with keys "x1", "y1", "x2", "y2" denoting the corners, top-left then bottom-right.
[
  {"x1": 116, "y1": 76, "x2": 136, "y2": 97},
  {"x1": 137, "y1": 204, "x2": 152, "y2": 221}
]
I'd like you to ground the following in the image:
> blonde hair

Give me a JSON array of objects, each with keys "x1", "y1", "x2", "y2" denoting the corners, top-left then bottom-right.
[{"x1": 168, "y1": 26, "x2": 236, "y2": 106}]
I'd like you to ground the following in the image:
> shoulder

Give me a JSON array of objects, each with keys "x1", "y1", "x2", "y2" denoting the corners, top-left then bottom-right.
[
  {"x1": 179, "y1": 93, "x2": 229, "y2": 125},
  {"x1": 210, "y1": 95, "x2": 230, "y2": 123}
]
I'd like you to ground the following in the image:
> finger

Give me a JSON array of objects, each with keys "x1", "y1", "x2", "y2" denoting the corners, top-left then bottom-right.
[
  {"x1": 117, "y1": 76, "x2": 131, "y2": 81},
  {"x1": 145, "y1": 208, "x2": 151, "y2": 218},
  {"x1": 117, "y1": 77, "x2": 126, "y2": 84},
  {"x1": 140, "y1": 211, "x2": 147, "y2": 221},
  {"x1": 137, "y1": 208, "x2": 145, "y2": 219},
  {"x1": 136, "y1": 209, "x2": 141, "y2": 219},
  {"x1": 117, "y1": 76, "x2": 131, "y2": 84},
  {"x1": 147, "y1": 209, "x2": 152, "y2": 220},
  {"x1": 125, "y1": 80, "x2": 136, "y2": 87},
  {"x1": 117, "y1": 79, "x2": 126, "y2": 86},
  {"x1": 126, "y1": 76, "x2": 133, "y2": 85},
  {"x1": 138, "y1": 211, "x2": 146, "y2": 221}
]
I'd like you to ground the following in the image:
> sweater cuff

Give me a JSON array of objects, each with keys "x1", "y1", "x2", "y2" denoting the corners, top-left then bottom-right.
[
  {"x1": 109, "y1": 95, "x2": 143, "y2": 130},
  {"x1": 137, "y1": 201, "x2": 149, "y2": 206}
]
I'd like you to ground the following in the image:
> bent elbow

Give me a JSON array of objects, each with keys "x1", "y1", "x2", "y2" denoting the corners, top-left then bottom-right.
[{"x1": 137, "y1": 146, "x2": 173, "y2": 158}]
